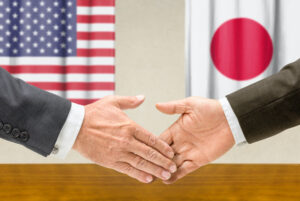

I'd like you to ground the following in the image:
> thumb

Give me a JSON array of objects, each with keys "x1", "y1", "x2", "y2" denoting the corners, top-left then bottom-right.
[
  {"x1": 114, "y1": 95, "x2": 145, "y2": 110},
  {"x1": 156, "y1": 99, "x2": 188, "y2": 115}
]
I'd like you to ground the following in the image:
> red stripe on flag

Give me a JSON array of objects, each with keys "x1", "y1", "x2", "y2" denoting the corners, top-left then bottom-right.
[
  {"x1": 28, "y1": 82, "x2": 115, "y2": 90},
  {"x1": 77, "y1": 49, "x2": 115, "y2": 57},
  {"x1": 77, "y1": 32, "x2": 115, "y2": 40},
  {"x1": 2, "y1": 65, "x2": 115, "y2": 74},
  {"x1": 70, "y1": 99, "x2": 99, "y2": 105},
  {"x1": 77, "y1": 15, "x2": 115, "y2": 23},
  {"x1": 77, "y1": 0, "x2": 115, "y2": 7}
]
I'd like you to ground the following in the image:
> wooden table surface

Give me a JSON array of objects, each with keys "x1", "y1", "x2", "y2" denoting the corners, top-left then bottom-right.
[{"x1": 1, "y1": 164, "x2": 300, "y2": 201}]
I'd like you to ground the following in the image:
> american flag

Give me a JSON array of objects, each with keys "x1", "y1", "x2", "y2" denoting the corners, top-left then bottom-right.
[{"x1": 0, "y1": 0, "x2": 115, "y2": 105}]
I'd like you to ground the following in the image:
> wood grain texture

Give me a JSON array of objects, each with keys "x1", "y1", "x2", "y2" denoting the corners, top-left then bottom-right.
[{"x1": 0, "y1": 164, "x2": 300, "y2": 201}]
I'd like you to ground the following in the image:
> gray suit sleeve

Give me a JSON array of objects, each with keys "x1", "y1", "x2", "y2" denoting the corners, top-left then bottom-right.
[
  {"x1": 226, "y1": 59, "x2": 300, "y2": 143},
  {"x1": 0, "y1": 67, "x2": 71, "y2": 156}
]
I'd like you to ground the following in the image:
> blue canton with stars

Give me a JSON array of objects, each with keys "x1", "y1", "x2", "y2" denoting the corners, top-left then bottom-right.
[{"x1": 0, "y1": 0, "x2": 76, "y2": 57}]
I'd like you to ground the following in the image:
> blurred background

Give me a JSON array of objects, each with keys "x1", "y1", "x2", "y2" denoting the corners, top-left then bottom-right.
[{"x1": 0, "y1": 0, "x2": 299, "y2": 164}]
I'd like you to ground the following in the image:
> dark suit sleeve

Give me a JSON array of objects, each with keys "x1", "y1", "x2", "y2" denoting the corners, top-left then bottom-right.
[
  {"x1": 0, "y1": 67, "x2": 71, "y2": 156},
  {"x1": 226, "y1": 59, "x2": 300, "y2": 143}
]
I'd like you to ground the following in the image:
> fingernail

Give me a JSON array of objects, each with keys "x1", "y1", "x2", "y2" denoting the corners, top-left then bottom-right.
[
  {"x1": 136, "y1": 95, "x2": 145, "y2": 101},
  {"x1": 162, "y1": 171, "x2": 171, "y2": 180},
  {"x1": 169, "y1": 165, "x2": 177, "y2": 173},
  {"x1": 146, "y1": 176, "x2": 153, "y2": 183}
]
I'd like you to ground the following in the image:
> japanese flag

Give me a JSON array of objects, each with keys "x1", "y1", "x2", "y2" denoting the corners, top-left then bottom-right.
[{"x1": 186, "y1": 0, "x2": 300, "y2": 98}]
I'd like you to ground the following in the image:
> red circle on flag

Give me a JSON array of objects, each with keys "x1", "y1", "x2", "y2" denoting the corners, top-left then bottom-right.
[{"x1": 210, "y1": 18, "x2": 273, "y2": 81}]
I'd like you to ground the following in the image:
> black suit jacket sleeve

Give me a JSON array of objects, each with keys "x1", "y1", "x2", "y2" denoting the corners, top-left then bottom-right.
[
  {"x1": 226, "y1": 59, "x2": 300, "y2": 143},
  {"x1": 0, "y1": 67, "x2": 71, "y2": 156}
]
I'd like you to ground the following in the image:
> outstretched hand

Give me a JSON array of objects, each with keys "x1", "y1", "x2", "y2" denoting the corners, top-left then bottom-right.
[{"x1": 156, "y1": 97, "x2": 235, "y2": 184}]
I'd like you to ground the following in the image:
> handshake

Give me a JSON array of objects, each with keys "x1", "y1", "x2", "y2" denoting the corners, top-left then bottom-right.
[{"x1": 72, "y1": 95, "x2": 235, "y2": 184}]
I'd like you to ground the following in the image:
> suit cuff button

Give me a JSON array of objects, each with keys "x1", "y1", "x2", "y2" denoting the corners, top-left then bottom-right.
[
  {"x1": 3, "y1": 124, "x2": 12, "y2": 134},
  {"x1": 11, "y1": 128, "x2": 20, "y2": 138},
  {"x1": 20, "y1": 131, "x2": 29, "y2": 142},
  {"x1": 52, "y1": 146, "x2": 59, "y2": 155}
]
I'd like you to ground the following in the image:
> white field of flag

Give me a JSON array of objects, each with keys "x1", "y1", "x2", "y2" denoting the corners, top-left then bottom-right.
[{"x1": 186, "y1": 0, "x2": 300, "y2": 99}]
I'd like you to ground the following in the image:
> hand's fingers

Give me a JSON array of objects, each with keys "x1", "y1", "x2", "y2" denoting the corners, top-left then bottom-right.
[
  {"x1": 125, "y1": 153, "x2": 172, "y2": 181},
  {"x1": 130, "y1": 139, "x2": 177, "y2": 174},
  {"x1": 134, "y1": 127, "x2": 174, "y2": 159},
  {"x1": 114, "y1": 162, "x2": 153, "y2": 183},
  {"x1": 163, "y1": 161, "x2": 198, "y2": 184},
  {"x1": 156, "y1": 99, "x2": 188, "y2": 115},
  {"x1": 113, "y1": 95, "x2": 145, "y2": 110}
]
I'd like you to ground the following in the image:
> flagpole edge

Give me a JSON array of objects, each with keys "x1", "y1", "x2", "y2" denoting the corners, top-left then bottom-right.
[{"x1": 184, "y1": 0, "x2": 192, "y2": 97}]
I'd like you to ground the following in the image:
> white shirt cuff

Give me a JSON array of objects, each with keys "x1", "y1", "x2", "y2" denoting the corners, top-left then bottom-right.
[
  {"x1": 219, "y1": 97, "x2": 247, "y2": 145},
  {"x1": 51, "y1": 103, "x2": 85, "y2": 159}
]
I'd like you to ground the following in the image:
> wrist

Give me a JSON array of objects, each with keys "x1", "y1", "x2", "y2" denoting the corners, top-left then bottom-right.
[
  {"x1": 218, "y1": 98, "x2": 247, "y2": 145},
  {"x1": 216, "y1": 100, "x2": 235, "y2": 147},
  {"x1": 52, "y1": 103, "x2": 85, "y2": 159},
  {"x1": 72, "y1": 106, "x2": 88, "y2": 151}
]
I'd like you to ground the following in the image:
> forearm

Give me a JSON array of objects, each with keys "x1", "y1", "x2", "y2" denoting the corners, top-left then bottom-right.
[
  {"x1": 226, "y1": 59, "x2": 300, "y2": 143},
  {"x1": 0, "y1": 67, "x2": 71, "y2": 156}
]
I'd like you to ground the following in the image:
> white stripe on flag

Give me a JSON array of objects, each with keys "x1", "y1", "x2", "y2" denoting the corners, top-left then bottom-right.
[
  {"x1": 77, "y1": 40, "x2": 115, "y2": 49},
  {"x1": 0, "y1": 57, "x2": 114, "y2": 65},
  {"x1": 77, "y1": 7, "x2": 115, "y2": 15},
  {"x1": 77, "y1": 23, "x2": 115, "y2": 32},
  {"x1": 13, "y1": 73, "x2": 114, "y2": 82},
  {"x1": 49, "y1": 90, "x2": 114, "y2": 99}
]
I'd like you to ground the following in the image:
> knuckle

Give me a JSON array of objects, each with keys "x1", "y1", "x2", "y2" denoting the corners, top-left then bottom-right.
[
  {"x1": 175, "y1": 104, "x2": 187, "y2": 113},
  {"x1": 119, "y1": 136, "x2": 132, "y2": 148},
  {"x1": 123, "y1": 125, "x2": 136, "y2": 136},
  {"x1": 117, "y1": 153, "x2": 127, "y2": 161},
  {"x1": 135, "y1": 157, "x2": 147, "y2": 168},
  {"x1": 121, "y1": 164, "x2": 133, "y2": 173},
  {"x1": 125, "y1": 165, "x2": 133, "y2": 173},
  {"x1": 147, "y1": 149, "x2": 157, "y2": 161},
  {"x1": 147, "y1": 134, "x2": 157, "y2": 146}
]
